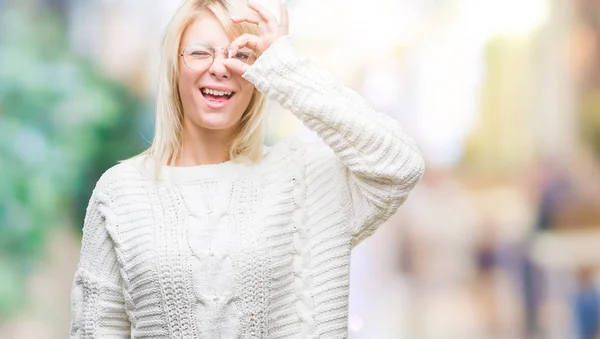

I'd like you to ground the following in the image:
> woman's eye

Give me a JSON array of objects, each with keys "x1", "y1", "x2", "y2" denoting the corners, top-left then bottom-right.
[
  {"x1": 235, "y1": 53, "x2": 249, "y2": 60},
  {"x1": 191, "y1": 51, "x2": 211, "y2": 57}
]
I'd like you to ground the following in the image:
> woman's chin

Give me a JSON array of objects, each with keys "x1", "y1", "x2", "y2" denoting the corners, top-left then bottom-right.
[{"x1": 197, "y1": 113, "x2": 239, "y2": 131}]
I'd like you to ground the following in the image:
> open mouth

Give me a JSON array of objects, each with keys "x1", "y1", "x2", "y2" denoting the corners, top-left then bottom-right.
[{"x1": 200, "y1": 87, "x2": 235, "y2": 103}]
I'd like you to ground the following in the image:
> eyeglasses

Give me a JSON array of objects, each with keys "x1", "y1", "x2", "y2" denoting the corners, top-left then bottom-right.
[{"x1": 179, "y1": 42, "x2": 257, "y2": 72}]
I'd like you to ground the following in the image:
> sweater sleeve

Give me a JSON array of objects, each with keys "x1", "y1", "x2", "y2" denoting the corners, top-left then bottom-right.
[
  {"x1": 243, "y1": 36, "x2": 425, "y2": 247},
  {"x1": 70, "y1": 177, "x2": 131, "y2": 338}
]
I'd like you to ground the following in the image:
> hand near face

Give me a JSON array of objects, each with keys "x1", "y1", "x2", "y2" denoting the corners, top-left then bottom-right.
[{"x1": 223, "y1": 0, "x2": 289, "y2": 75}]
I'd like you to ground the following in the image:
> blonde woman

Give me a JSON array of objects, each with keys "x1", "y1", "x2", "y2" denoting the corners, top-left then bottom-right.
[{"x1": 69, "y1": 0, "x2": 425, "y2": 338}]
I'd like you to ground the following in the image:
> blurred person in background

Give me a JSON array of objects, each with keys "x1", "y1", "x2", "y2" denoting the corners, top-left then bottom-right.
[
  {"x1": 572, "y1": 267, "x2": 600, "y2": 339},
  {"x1": 521, "y1": 160, "x2": 571, "y2": 338},
  {"x1": 68, "y1": 0, "x2": 424, "y2": 338}
]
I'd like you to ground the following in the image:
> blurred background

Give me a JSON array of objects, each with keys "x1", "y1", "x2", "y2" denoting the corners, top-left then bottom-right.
[{"x1": 1, "y1": 0, "x2": 600, "y2": 338}]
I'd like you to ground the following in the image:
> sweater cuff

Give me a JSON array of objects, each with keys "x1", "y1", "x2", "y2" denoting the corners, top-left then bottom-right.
[{"x1": 242, "y1": 35, "x2": 304, "y2": 92}]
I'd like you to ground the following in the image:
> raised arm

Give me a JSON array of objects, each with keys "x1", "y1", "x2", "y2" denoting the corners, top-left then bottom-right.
[
  {"x1": 245, "y1": 37, "x2": 424, "y2": 245},
  {"x1": 226, "y1": 1, "x2": 424, "y2": 246}
]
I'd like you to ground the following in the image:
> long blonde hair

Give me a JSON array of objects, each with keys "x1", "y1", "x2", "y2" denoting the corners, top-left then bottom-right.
[{"x1": 140, "y1": 0, "x2": 267, "y2": 177}]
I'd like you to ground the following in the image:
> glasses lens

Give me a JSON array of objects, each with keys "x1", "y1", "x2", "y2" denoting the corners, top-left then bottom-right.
[
  {"x1": 230, "y1": 47, "x2": 256, "y2": 65},
  {"x1": 183, "y1": 43, "x2": 214, "y2": 71}
]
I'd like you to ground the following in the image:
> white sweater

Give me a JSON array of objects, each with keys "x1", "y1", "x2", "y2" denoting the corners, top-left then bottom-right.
[{"x1": 70, "y1": 36, "x2": 424, "y2": 339}]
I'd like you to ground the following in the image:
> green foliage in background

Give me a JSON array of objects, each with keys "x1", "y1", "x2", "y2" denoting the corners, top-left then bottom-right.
[{"x1": 0, "y1": 7, "x2": 149, "y2": 317}]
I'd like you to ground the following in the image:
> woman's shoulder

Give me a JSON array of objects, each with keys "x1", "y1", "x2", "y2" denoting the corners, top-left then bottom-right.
[{"x1": 93, "y1": 154, "x2": 148, "y2": 194}]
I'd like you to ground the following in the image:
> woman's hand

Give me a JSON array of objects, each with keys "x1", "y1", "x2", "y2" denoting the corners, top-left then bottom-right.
[{"x1": 223, "y1": 0, "x2": 289, "y2": 75}]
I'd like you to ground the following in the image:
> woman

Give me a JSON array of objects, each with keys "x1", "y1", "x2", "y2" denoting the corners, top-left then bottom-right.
[{"x1": 70, "y1": 0, "x2": 425, "y2": 338}]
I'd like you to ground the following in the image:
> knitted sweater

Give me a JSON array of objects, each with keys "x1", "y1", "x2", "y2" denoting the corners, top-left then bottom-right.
[{"x1": 69, "y1": 36, "x2": 425, "y2": 339}]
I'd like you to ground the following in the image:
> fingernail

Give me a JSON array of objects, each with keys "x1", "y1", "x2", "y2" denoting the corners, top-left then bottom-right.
[{"x1": 230, "y1": 16, "x2": 237, "y2": 21}]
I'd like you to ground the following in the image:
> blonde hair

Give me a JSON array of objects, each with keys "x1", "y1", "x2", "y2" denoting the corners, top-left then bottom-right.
[{"x1": 139, "y1": 0, "x2": 267, "y2": 177}]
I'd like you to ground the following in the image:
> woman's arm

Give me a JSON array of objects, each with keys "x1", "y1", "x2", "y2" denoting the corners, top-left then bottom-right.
[
  {"x1": 70, "y1": 177, "x2": 131, "y2": 338},
  {"x1": 226, "y1": 2, "x2": 424, "y2": 246},
  {"x1": 243, "y1": 36, "x2": 424, "y2": 246}
]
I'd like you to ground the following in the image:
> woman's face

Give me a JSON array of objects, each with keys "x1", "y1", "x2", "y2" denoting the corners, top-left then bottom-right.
[{"x1": 178, "y1": 11, "x2": 255, "y2": 135}]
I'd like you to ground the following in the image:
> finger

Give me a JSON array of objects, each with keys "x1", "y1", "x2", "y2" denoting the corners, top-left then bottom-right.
[
  {"x1": 229, "y1": 33, "x2": 262, "y2": 55},
  {"x1": 247, "y1": 0, "x2": 277, "y2": 27},
  {"x1": 222, "y1": 58, "x2": 250, "y2": 76},
  {"x1": 230, "y1": 14, "x2": 260, "y2": 25},
  {"x1": 278, "y1": 0, "x2": 289, "y2": 35},
  {"x1": 231, "y1": 14, "x2": 269, "y2": 36}
]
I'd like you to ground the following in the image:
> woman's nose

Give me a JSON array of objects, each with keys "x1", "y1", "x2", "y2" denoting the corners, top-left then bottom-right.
[{"x1": 209, "y1": 52, "x2": 230, "y2": 79}]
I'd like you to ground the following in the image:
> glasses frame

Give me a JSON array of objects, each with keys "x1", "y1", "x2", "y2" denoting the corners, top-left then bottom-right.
[{"x1": 179, "y1": 41, "x2": 256, "y2": 72}]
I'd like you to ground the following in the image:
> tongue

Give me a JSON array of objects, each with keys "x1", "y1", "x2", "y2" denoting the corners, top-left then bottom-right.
[{"x1": 205, "y1": 94, "x2": 228, "y2": 102}]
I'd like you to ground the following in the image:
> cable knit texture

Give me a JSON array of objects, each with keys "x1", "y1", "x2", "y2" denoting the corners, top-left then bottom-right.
[{"x1": 70, "y1": 35, "x2": 424, "y2": 338}]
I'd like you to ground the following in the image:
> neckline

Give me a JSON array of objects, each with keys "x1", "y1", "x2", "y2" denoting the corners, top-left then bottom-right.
[
  {"x1": 131, "y1": 143, "x2": 285, "y2": 184},
  {"x1": 160, "y1": 159, "x2": 241, "y2": 183},
  {"x1": 142, "y1": 144, "x2": 275, "y2": 184}
]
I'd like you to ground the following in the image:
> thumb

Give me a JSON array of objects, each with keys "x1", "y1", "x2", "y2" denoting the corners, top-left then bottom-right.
[{"x1": 222, "y1": 58, "x2": 249, "y2": 76}]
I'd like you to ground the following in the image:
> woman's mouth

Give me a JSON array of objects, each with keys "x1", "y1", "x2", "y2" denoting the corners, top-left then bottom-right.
[
  {"x1": 201, "y1": 87, "x2": 235, "y2": 102},
  {"x1": 200, "y1": 87, "x2": 236, "y2": 109}
]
